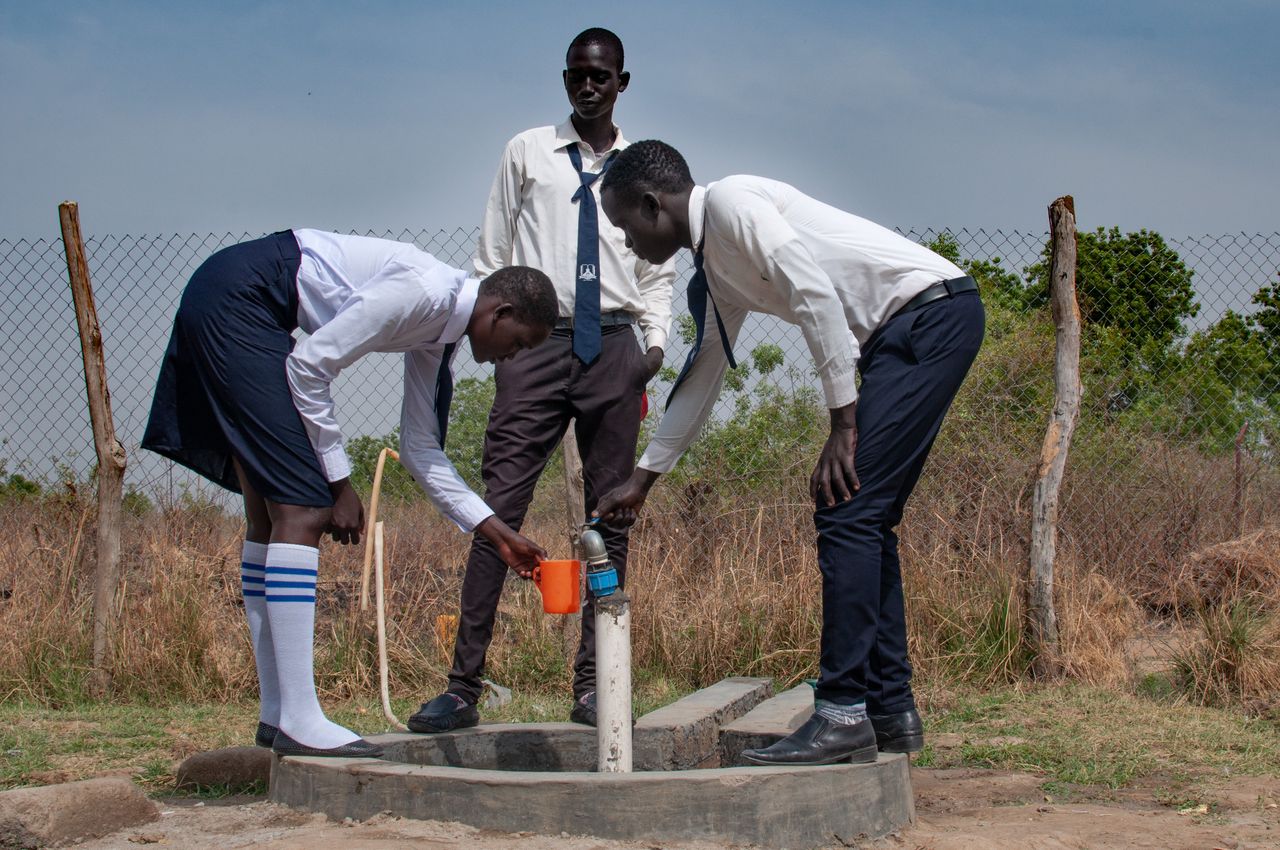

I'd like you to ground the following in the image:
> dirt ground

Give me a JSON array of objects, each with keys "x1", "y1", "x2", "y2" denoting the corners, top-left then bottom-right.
[{"x1": 77, "y1": 767, "x2": 1279, "y2": 850}]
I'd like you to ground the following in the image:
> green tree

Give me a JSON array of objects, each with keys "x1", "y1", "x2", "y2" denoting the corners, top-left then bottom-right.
[
  {"x1": 1185, "y1": 311, "x2": 1273, "y2": 396},
  {"x1": 1248, "y1": 276, "x2": 1280, "y2": 397},
  {"x1": 925, "y1": 232, "x2": 1029, "y2": 312},
  {"x1": 0, "y1": 459, "x2": 41, "y2": 501},
  {"x1": 347, "y1": 376, "x2": 496, "y2": 500},
  {"x1": 1026, "y1": 226, "x2": 1198, "y2": 357},
  {"x1": 676, "y1": 375, "x2": 826, "y2": 492},
  {"x1": 1103, "y1": 272, "x2": 1280, "y2": 453}
]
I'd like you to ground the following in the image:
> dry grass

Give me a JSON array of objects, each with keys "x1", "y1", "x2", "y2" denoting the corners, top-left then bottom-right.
[
  {"x1": 1, "y1": 432, "x2": 1277, "y2": 709},
  {"x1": 1157, "y1": 526, "x2": 1280, "y2": 612},
  {"x1": 1172, "y1": 594, "x2": 1280, "y2": 714}
]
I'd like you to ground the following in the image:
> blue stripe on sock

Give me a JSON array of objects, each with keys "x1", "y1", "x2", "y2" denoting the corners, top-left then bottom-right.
[
  {"x1": 243, "y1": 589, "x2": 266, "y2": 597},
  {"x1": 240, "y1": 574, "x2": 265, "y2": 584},
  {"x1": 241, "y1": 561, "x2": 266, "y2": 570},
  {"x1": 266, "y1": 595, "x2": 316, "y2": 603},
  {"x1": 265, "y1": 580, "x2": 316, "y2": 590},
  {"x1": 265, "y1": 566, "x2": 319, "y2": 577}
]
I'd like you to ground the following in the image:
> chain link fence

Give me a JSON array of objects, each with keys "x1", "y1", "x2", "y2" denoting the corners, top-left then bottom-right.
[{"x1": 3, "y1": 225, "x2": 1278, "y2": 594}]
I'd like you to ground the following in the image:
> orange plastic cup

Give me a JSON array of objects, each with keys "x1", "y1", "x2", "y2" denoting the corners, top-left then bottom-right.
[{"x1": 533, "y1": 559, "x2": 581, "y2": 615}]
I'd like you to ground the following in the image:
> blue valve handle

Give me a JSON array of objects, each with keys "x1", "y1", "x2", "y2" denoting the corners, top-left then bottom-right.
[{"x1": 586, "y1": 565, "x2": 618, "y2": 598}]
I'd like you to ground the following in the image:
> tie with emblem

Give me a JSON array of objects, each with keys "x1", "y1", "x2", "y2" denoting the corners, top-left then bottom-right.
[
  {"x1": 566, "y1": 144, "x2": 616, "y2": 365},
  {"x1": 435, "y1": 342, "x2": 457, "y2": 448},
  {"x1": 667, "y1": 247, "x2": 737, "y2": 409}
]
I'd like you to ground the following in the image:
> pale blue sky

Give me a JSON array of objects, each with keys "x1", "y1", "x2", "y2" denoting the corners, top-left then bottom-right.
[{"x1": 3, "y1": 0, "x2": 1277, "y2": 240}]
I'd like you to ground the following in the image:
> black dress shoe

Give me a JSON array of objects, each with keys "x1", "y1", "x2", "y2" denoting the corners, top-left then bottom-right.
[
  {"x1": 407, "y1": 692, "x2": 479, "y2": 734},
  {"x1": 741, "y1": 713, "x2": 878, "y2": 766},
  {"x1": 870, "y1": 708, "x2": 924, "y2": 753},
  {"x1": 569, "y1": 691, "x2": 597, "y2": 727},
  {"x1": 255, "y1": 721, "x2": 279, "y2": 748},
  {"x1": 271, "y1": 731, "x2": 384, "y2": 759}
]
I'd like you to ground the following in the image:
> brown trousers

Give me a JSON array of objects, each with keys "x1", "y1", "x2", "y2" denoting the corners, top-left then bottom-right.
[{"x1": 446, "y1": 325, "x2": 647, "y2": 701}]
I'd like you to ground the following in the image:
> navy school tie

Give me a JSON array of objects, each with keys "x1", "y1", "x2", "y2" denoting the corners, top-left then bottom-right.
[
  {"x1": 666, "y1": 248, "x2": 738, "y2": 409},
  {"x1": 435, "y1": 342, "x2": 457, "y2": 448},
  {"x1": 566, "y1": 145, "x2": 616, "y2": 365}
]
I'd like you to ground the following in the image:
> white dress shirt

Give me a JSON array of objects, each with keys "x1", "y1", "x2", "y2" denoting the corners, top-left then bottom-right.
[
  {"x1": 639, "y1": 177, "x2": 967, "y2": 474},
  {"x1": 286, "y1": 229, "x2": 493, "y2": 532},
  {"x1": 473, "y1": 118, "x2": 675, "y2": 351}
]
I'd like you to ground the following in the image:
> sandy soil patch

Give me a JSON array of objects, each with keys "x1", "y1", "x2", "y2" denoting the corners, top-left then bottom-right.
[{"x1": 73, "y1": 767, "x2": 1280, "y2": 850}]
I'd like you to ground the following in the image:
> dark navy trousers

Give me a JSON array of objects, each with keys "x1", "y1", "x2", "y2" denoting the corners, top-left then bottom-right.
[{"x1": 814, "y1": 290, "x2": 985, "y2": 710}]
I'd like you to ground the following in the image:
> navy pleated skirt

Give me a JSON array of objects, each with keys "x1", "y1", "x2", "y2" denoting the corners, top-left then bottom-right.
[{"x1": 141, "y1": 230, "x2": 333, "y2": 507}]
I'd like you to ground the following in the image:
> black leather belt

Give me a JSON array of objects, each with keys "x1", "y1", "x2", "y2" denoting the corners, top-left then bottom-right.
[
  {"x1": 892, "y1": 275, "x2": 977, "y2": 320},
  {"x1": 554, "y1": 311, "x2": 636, "y2": 330}
]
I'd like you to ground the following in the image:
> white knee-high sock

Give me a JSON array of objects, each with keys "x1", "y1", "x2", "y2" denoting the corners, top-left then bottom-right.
[
  {"x1": 265, "y1": 543, "x2": 359, "y2": 749},
  {"x1": 240, "y1": 541, "x2": 280, "y2": 726}
]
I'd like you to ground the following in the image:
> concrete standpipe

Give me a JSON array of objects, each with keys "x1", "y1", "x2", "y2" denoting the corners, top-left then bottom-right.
[{"x1": 580, "y1": 526, "x2": 631, "y2": 773}]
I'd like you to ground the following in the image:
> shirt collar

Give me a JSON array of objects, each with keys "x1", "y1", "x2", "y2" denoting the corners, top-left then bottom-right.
[
  {"x1": 688, "y1": 185, "x2": 709, "y2": 253},
  {"x1": 553, "y1": 116, "x2": 628, "y2": 154},
  {"x1": 441, "y1": 275, "x2": 479, "y2": 345}
]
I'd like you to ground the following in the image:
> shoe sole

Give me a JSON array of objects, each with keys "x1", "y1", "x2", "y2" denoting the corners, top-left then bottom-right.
[
  {"x1": 272, "y1": 743, "x2": 385, "y2": 758},
  {"x1": 741, "y1": 745, "x2": 879, "y2": 767},
  {"x1": 877, "y1": 734, "x2": 925, "y2": 753}
]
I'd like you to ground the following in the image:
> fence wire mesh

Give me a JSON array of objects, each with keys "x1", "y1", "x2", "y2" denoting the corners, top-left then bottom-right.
[{"x1": 2, "y1": 225, "x2": 1278, "y2": 593}]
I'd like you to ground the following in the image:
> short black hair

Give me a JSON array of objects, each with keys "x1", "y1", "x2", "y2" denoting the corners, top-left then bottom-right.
[
  {"x1": 567, "y1": 27, "x2": 624, "y2": 72},
  {"x1": 479, "y1": 266, "x2": 558, "y2": 329},
  {"x1": 600, "y1": 139, "x2": 694, "y2": 207}
]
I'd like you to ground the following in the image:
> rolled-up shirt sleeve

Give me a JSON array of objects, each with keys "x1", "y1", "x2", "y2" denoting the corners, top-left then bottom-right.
[
  {"x1": 286, "y1": 267, "x2": 432, "y2": 482},
  {"x1": 398, "y1": 348, "x2": 495, "y2": 532},
  {"x1": 638, "y1": 298, "x2": 748, "y2": 474}
]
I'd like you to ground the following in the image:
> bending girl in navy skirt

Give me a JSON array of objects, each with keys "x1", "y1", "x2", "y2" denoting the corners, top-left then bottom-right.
[{"x1": 144, "y1": 229, "x2": 556, "y2": 756}]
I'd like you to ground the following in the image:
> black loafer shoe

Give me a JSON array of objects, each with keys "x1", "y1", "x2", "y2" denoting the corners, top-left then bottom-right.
[
  {"x1": 407, "y1": 692, "x2": 479, "y2": 734},
  {"x1": 569, "y1": 691, "x2": 597, "y2": 727},
  {"x1": 271, "y1": 731, "x2": 383, "y2": 759},
  {"x1": 870, "y1": 708, "x2": 924, "y2": 753},
  {"x1": 255, "y1": 721, "x2": 279, "y2": 748},
  {"x1": 741, "y1": 713, "x2": 878, "y2": 766}
]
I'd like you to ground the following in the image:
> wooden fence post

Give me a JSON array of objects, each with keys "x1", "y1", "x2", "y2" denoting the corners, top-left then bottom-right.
[
  {"x1": 1233, "y1": 422, "x2": 1249, "y2": 535},
  {"x1": 1027, "y1": 195, "x2": 1082, "y2": 679},
  {"x1": 59, "y1": 202, "x2": 127, "y2": 697},
  {"x1": 559, "y1": 426, "x2": 587, "y2": 654},
  {"x1": 561, "y1": 426, "x2": 587, "y2": 555}
]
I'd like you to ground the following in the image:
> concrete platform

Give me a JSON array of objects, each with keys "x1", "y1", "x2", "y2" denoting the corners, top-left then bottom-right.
[
  {"x1": 270, "y1": 678, "x2": 915, "y2": 848},
  {"x1": 719, "y1": 683, "x2": 813, "y2": 766},
  {"x1": 272, "y1": 754, "x2": 912, "y2": 848}
]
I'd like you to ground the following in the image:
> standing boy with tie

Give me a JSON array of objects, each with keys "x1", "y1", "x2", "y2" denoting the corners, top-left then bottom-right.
[
  {"x1": 594, "y1": 141, "x2": 986, "y2": 765},
  {"x1": 409, "y1": 28, "x2": 674, "y2": 733},
  {"x1": 143, "y1": 230, "x2": 555, "y2": 757}
]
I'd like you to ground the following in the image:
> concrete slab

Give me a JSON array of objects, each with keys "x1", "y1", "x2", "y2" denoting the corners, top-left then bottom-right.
[
  {"x1": 271, "y1": 753, "x2": 914, "y2": 848},
  {"x1": 0, "y1": 777, "x2": 158, "y2": 849},
  {"x1": 379, "y1": 677, "x2": 773, "y2": 773},
  {"x1": 634, "y1": 676, "x2": 773, "y2": 770},
  {"x1": 718, "y1": 683, "x2": 813, "y2": 766},
  {"x1": 377, "y1": 723, "x2": 597, "y2": 772}
]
